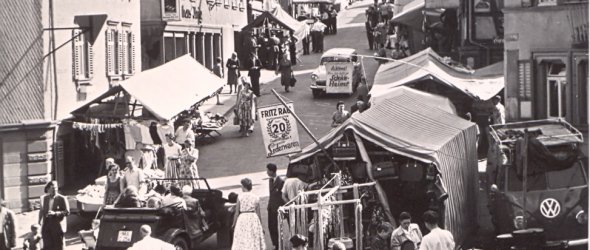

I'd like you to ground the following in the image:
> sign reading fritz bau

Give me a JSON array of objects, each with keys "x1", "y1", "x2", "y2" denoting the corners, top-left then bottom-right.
[
  {"x1": 258, "y1": 102, "x2": 301, "y2": 157},
  {"x1": 325, "y1": 62, "x2": 353, "y2": 94}
]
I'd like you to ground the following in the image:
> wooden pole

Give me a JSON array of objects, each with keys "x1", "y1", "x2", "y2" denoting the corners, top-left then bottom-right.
[{"x1": 271, "y1": 89, "x2": 340, "y2": 170}]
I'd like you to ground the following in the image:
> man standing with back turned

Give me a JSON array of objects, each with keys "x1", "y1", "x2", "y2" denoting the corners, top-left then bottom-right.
[{"x1": 266, "y1": 163, "x2": 285, "y2": 250}]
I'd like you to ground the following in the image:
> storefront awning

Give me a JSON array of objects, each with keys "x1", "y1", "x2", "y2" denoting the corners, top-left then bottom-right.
[
  {"x1": 370, "y1": 48, "x2": 504, "y2": 102},
  {"x1": 242, "y1": 9, "x2": 310, "y2": 40},
  {"x1": 391, "y1": 0, "x2": 442, "y2": 30},
  {"x1": 71, "y1": 54, "x2": 224, "y2": 121}
]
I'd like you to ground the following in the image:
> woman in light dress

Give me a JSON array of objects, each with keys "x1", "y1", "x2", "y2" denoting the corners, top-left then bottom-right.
[
  {"x1": 235, "y1": 77, "x2": 257, "y2": 137},
  {"x1": 179, "y1": 139, "x2": 200, "y2": 187},
  {"x1": 231, "y1": 178, "x2": 266, "y2": 250}
]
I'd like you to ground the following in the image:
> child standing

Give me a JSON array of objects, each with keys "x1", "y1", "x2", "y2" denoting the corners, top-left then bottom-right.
[{"x1": 23, "y1": 224, "x2": 42, "y2": 250}]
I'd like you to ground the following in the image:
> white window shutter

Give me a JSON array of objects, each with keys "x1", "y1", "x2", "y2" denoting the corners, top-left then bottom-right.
[
  {"x1": 87, "y1": 35, "x2": 94, "y2": 79},
  {"x1": 106, "y1": 29, "x2": 115, "y2": 77},
  {"x1": 129, "y1": 32, "x2": 136, "y2": 75},
  {"x1": 118, "y1": 29, "x2": 124, "y2": 76},
  {"x1": 72, "y1": 29, "x2": 82, "y2": 80},
  {"x1": 122, "y1": 30, "x2": 129, "y2": 75}
]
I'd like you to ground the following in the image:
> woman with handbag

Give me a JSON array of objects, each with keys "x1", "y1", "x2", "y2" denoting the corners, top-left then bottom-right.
[
  {"x1": 226, "y1": 52, "x2": 241, "y2": 94},
  {"x1": 234, "y1": 77, "x2": 257, "y2": 137},
  {"x1": 277, "y1": 51, "x2": 295, "y2": 92}
]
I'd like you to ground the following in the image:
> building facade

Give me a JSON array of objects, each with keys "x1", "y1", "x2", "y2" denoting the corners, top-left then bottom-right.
[
  {"x1": 0, "y1": 0, "x2": 141, "y2": 212},
  {"x1": 502, "y1": 1, "x2": 588, "y2": 129},
  {"x1": 141, "y1": 0, "x2": 248, "y2": 71}
]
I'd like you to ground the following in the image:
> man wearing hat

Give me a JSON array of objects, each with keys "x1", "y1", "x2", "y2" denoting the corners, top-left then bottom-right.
[
  {"x1": 0, "y1": 198, "x2": 15, "y2": 250},
  {"x1": 38, "y1": 181, "x2": 69, "y2": 250}
]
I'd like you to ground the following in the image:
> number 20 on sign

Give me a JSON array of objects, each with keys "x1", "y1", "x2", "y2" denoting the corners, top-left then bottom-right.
[{"x1": 258, "y1": 102, "x2": 302, "y2": 157}]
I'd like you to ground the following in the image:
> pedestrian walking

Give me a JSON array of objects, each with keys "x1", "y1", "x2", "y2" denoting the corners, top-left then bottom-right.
[
  {"x1": 311, "y1": 17, "x2": 327, "y2": 53},
  {"x1": 231, "y1": 178, "x2": 266, "y2": 250},
  {"x1": 419, "y1": 210, "x2": 454, "y2": 250},
  {"x1": 235, "y1": 77, "x2": 257, "y2": 137},
  {"x1": 278, "y1": 51, "x2": 294, "y2": 93},
  {"x1": 365, "y1": 20, "x2": 375, "y2": 50},
  {"x1": 330, "y1": 7, "x2": 338, "y2": 34},
  {"x1": 163, "y1": 133, "x2": 182, "y2": 179},
  {"x1": 289, "y1": 31, "x2": 298, "y2": 66},
  {"x1": 266, "y1": 163, "x2": 285, "y2": 250},
  {"x1": 0, "y1": 198, "x2": 16, "y2": 250},
  {"x1": 38, "y1": 181, "x2": 69, "y2": 250},
  {"x1": 302, "y1": 31, "x2": 310, "y2": 55},
  {"x1": 180, "y1": 139, "x2": 200, "y2": 187},
  {"x1": 321, "y1": 11, "x2": 330, "y2": 35},
  {"x1": 270, "y1": 33, "x2": 281, "y2": 70},
  {"x1": 332, "y1": 101, "x2": 350, "y2": 127},
  {"x1": 391, "y1": 212, "x2": 423, "y2": 250},
  {"x1": 226, "y1": 52, "x2": 241, "y2": 94},
  {"x1": 246, "y1": 51, "x2": 263, "y2": 97},
  {"x1": 103, "y1": 163, "x2": 123, "y2": 205}
]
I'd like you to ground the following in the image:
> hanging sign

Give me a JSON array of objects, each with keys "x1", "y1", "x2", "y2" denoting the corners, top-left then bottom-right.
[
  {"x1": 325, "y1": 62, "x2": 354, "y2": 94},
  {"x1": 258, "y1": 102, "x2": 301, "y2": 157}
]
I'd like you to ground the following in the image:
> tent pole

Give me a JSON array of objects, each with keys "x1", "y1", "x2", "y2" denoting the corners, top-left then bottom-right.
[{"x1": 271, "y1": 89, "x2": 340, "y2": 170}]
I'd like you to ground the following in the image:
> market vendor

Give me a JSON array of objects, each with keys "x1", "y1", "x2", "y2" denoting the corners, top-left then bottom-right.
[
  {"x1": 175, "y1": 119, "x2": 195, "y2": 147},
  {"x1": 122, "y1": 156, "x2": 146, "y2": 194}
]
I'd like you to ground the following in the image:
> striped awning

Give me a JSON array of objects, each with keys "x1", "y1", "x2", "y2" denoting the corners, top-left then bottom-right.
[{"x1": 289, "y1": 87, "x2": 479, "y2": 244}]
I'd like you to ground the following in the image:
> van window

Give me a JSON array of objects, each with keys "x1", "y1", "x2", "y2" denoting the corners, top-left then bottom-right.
[
  {"x1": 321, "y1": 56, "x2": 350, "y2": 64},
  {"x1": 505, "y1": 161, "x2": 587, "y2": 192}
]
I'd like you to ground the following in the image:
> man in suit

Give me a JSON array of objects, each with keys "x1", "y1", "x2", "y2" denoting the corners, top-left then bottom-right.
[
  {"x1": 0, "y1": 198, "x2": 16, "y2": 250},
  {"x1": 246, "y1": 51, "x2": 263, "y2": 97},
  {"x1": 266, "y1": 163, "x2": 285, "y2": 250},
  {"x1": 38, "y1": 181, "x2": 69, "y2": 250}
]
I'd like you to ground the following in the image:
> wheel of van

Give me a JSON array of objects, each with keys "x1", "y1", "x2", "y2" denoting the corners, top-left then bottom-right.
[
  {"x1": 171, "y1": 236, "x2": 189, "y2": 250},
  {"x1": 312, "y1": 89, "x2": 322, "y2": 98}
]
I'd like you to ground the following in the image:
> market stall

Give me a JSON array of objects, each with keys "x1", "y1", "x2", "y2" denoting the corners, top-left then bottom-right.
[
  {"x1": 67, "y1": 54, "x2": 225, "y2": 215},
  {"x1": 286, "y1": 87, "x2": 479, "y2": 248}
]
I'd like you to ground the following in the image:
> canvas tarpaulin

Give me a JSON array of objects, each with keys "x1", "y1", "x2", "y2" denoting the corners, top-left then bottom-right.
[
  {"x1": 370, "y1": 86, "x2": 457, "y2": 114},
  {"x1": 370, "y1": 48, "x2": 504, "y2": 101},
  {"x1": 289, "y1": 90, "x2": 479, "y2": 244},
  {"x1": 72, "y1": 54, "x2": 224, "y2": 121},
  {"x1": 242, "y1": 10, "x2": 310, "y2": 41}
]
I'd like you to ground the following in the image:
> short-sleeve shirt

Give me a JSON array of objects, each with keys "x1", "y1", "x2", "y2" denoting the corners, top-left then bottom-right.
[
  {"x1": 174, "y1": 127, "x2": 195, "y2": 144},
  {"x1": 418, "y1": 228, "x2": 454, "y2": 250},
  {"x1": 123, "y1": 168, "x2": 144, "y2": 189},
  {"x1": 281, "y1": 177, "x2": 309, "y2": 201}
]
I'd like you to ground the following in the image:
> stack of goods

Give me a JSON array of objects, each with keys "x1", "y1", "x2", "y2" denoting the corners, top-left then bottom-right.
[
  {"x1": 76, "y1": 184, "x2": 106, "y2": 212},
  {"x1": 200, "y1": 112, "x2": 227, "y2": 128},
  {"x1": 144, "y1": 168, "x2": 165, "y2": 179}
]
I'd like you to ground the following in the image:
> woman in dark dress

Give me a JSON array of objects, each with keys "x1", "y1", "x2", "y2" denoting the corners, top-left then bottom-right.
[
  {"x1": 104, "y1": 164, "x2": 123, "y2": 205},
  {"x1": 226, "y1": 52, "x2": 241, "y2": 94},
  {"x1": 278, "y1": 51, "x2": 294, "y2": 93}
]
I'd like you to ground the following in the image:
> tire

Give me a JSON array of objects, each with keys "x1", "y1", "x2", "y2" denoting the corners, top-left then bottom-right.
[
  {"x1": 171, "y1": 236, "x2": 190, "y2": 250},
  {"x1": 312, "y1": 89, "x2": 322, "y2": 98}
]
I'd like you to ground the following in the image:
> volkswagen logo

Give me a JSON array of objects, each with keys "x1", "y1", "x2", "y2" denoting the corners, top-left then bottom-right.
[{"x1": 540, "y1": 198, "x2": 561, "y2": 219}]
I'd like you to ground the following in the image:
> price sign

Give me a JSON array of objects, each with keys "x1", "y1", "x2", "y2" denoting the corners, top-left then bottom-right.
[
  {"x1": 117, "y1": 230, "x2": 133, "y2": 242},
  {"x1": 258, "y1": 102, "x2": 301, "y2": 157}
]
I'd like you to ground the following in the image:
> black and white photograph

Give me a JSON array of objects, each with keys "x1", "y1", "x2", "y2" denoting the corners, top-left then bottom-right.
[{"x1": 0, "y1": 0, "x2": 588, "y2": 249}]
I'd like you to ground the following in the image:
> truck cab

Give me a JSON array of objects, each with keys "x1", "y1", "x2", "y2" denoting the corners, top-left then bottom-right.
[
  {"x1": 487, "y1": 119, "x2": 588, "y2": 248},
  {"x1": 96, "y1": 178, "x2": 234, "y2": 250}
]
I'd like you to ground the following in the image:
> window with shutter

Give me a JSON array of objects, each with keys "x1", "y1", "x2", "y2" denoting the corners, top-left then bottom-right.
[
  {"x1": 87, "y1": 35, "x2": 94, "y2": 79},
  {"x1": 117, "y1": 29, "x2": 124, "y2": 76},
  {"x1": 518, "y1": 61, "x2": 532, "y2": 100},
  {"x1": 128, "y1": 32, "x2": 136, "y2": 76},
  {"x1": 72, "y1": 29, "x2": 82, "y2": 81},
  {"x1": 106, "y1": 28, "x2": 116, "y2": 77}
]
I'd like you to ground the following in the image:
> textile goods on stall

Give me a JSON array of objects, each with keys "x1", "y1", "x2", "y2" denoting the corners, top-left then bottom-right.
[
  {"x1": 289, "y1": 91, "x2": 479, "y2": 245},
  {"x1": 73, "y1": 122, "x2": 124, "y2": 132}
]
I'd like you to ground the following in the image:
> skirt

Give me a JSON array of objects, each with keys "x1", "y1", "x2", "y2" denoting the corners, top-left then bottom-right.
[{"x1": 231, "y1": 212, "x2": 266, "y2": 250}]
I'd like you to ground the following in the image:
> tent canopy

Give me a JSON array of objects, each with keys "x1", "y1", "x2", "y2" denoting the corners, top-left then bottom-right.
[
  {"x1": 370, "y1": 48, "x2": 504, "y2": 102},
  {"x1": 289, "y1": 91, "x2": 478, "y2": 244},
  {"x1": 391, "y1": 0, "x2": 443, "y2": 30},
  {"x1": 72, "y1": 54, "x2": 224, "y2": 121},
  {"x1": 242, "y1": 10, "x2": 310, "y2": 40},
  {"x1": 370, "y1": 86, "x2": 457, "y2": 114}
]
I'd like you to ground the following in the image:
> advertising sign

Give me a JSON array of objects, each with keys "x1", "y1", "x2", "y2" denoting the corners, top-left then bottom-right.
[
  {"x1": 325, "y1": 62, "x2": 353, "y2": 94},
  {"x1": 162, "y1": 0, "x2": 181, "y2": 21},
  {"x1": 258, "y1": 102, "x2": 301, "y2": 157}
]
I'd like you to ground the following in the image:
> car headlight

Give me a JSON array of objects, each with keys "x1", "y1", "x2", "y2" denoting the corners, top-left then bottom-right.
[
  {"x1": 576, "y1": 210, "x2": 587, "y2": 224},
  {"x1": 513, "y1": 215, "x2": 525, "y2": 230},
  {"x1": 311, "y1": 74, "x2": 318, "y2": 81}
]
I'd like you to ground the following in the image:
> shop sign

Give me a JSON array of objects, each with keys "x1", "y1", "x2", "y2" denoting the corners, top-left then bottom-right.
[
  {"x1": 28, "y1": 152, "x2": 50, "y2": 162},
  {"x1": 258, "y1": 102, "x2": 301, "y2": 157},
  {"x1": 162, "y1": 0, "x2": 181, "y2": 21},
  {"x1": 181, "y1": 4, "x2": 202, "y2": 21},
  {"x1": 28, "y1": 175, "x2": 51, "y2": 185},
  {"x1": 325, "y1": 62, "x2": 353, "y2": 94}
]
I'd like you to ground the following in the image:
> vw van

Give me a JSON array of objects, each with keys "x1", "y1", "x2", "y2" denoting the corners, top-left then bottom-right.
[
  {"x1": 487, "y1": 119, "x2": 588, "y2": 248},
  {"x1": 310, "y1": 48, "x2": 364, "y2": 98}
]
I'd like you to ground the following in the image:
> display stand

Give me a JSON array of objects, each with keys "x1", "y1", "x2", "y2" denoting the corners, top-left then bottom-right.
[{"x1": 277, "y1": 173, "x2": 375, "y2": 250}]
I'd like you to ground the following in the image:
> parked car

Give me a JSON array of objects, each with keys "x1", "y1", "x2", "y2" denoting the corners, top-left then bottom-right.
[
  {"x1": 310, "y1": 48, "x2": 364, "y2": 98},
  {"x1": 96, "y1": 178, "x2": 235, "y2": 250},
  {"x1": 487, "y1": 119, "x2": 588, "y2": 249}
]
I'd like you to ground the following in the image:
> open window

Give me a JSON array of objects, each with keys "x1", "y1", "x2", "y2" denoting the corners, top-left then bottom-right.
[{"x1": 546, "y1": 62, "x2": 567, "y2": 118}]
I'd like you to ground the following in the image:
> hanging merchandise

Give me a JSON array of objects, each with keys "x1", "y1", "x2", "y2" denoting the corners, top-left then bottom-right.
[
  {"x1": 399, "y1": 159, "x2": 423, "y2": 181},
  {"x1": 72, "y1": 122, "x2": 123, "y2": 132},
  {"x1": 371, "y1": 160, "x2": 398, "y2": 179},
  {"x1": 332, "y1": 134, "x2": 357, "y2": 160}
]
